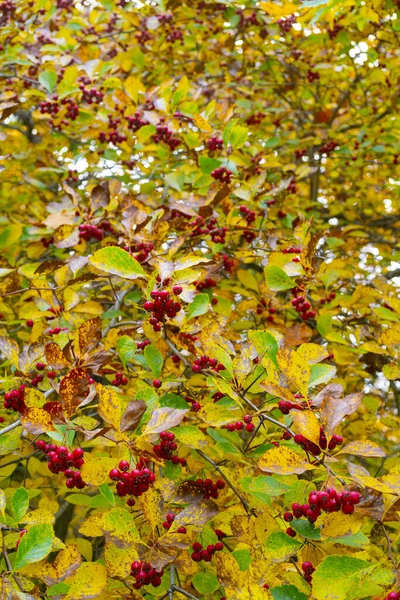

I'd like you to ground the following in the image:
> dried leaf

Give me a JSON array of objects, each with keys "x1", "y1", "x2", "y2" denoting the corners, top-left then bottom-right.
[
  {"x1": 120, "y1": 400, "x2": 146, "y2": 432},
  {"x1": 320, "y1": 392, "x2": 363, "y2": 438},
  {"x1": 59, "y1": 368, "x2": 90, "y2": 417}
]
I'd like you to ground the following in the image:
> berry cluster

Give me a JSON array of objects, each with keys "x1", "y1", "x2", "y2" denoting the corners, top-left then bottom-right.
[
  {"x1": 78, "y1": 221, "x2": 115, "y2": 242},
  {"x1": 195, "y1": 478, "x2": 225, "y2": 499},
  {"x1": 207, "y1": 135, "x2": 223, "y2": 151},
  {"x1": 226, "y1": 414, "x2": 255, "y2": 433},
  {"x1": 291, "y1": 292, "x2": 315, "y2": 320},
  {"x1": 98, "y1": 115, "x2": 127, "y2": 145},
  {"x1": 307, "y1": 70, "x2": 320, "y2": 83},
  {"x1": 282, "y1": 246, "x2": 301, "y2": 254},
  {"x1": 143, "y1": 288, "x2": 182, "y2": 331},
  {"x1": 328, "y1": 22, "x2": 343, "y2": 39},
  {"x1": 239, "y1": 205, "x2": 256, "y2": 224},
  {"x1": 277, "y1": 15, "x2": 296, "y2": 32},
  {"x1": 152, "y1": 119, "x2": 180, "y2": 150},
  {"x1": 46, "y1": 305, "x2": 63, "y2": 321},
  {"x1": 222, "y1": 254, "x2": 234, "y2": 272},
  {"x1": 319, "y1": 140, "x2": 338, "y2": 155},
  {"x1": 284, "y1": 487, "x2": 361, "y2": 532},
  {"x1": 153, "y1": 431, "x2": 186, "y2": 466},
  {"x1": 4, "y1": 385, "x2": 27, "y2": 413},
  {"x1": 293, "y1": 429, "x2": 343, "y2": 455},
  {"x1": 191, "y1": 540, "x2": 224, "y2": 562},
  {"x1": 61, "y1": 98, "x2": 79, "y2": 121},
  {"x1": 162, "y1": 512, "x2": 186, "y2": 533},
  {"x1": 36, "y1": 442, "x2": 86, "y2": 489},
  {"x1": 189, "y1": 215, "x2": 227, "y2": 244},
  {"x1": 137, "y1": 339, "x2": 150, "y2": 350},
  {"x1": 237, "y1": 10, "x2": 258, "y2": 27},
  {"x1": 211, "y1": 167, "x2": 232, "y2": 184},
  {"x1": 80, "y1": 86, "x2": 104, "y2": 104},
  {"x1": 126, "y1": 112, "x2": 148, "y2": 132},
  {"x1": 109, "y1": 458, "x2": 155, "y2": 506},
  {"x1": 380, "y1": 593, "x2": 400, "y2": 600},
  {"x1": 278, "y1": 393, "x2": 307, "y2": 415},
  {"x1": 130, "y1": 561, "x2": 163, "y2": 589},
  {"x1": 48, "y1": 327, "x2": 66, "y2": 336},
  {"x1": 112, "y1": 371, "x2": 128, "y2": 386},
  {"x1": 320, "y1": 291, "x2": 336, "y2": 305},
  {"x1": 165, "y1": 27, "x2": 184, "y2": 44},
  {"x1": 184, "y1": 395, "x2": 202, "y2": 412},
  {"x1": 195, "y1": 277, "x2": 217, "y2": 291},
  {"x1": 245, "y1": 112, "x2": 264, "y2": 126},
  {"x1": 302, "y1": 561, "x2": 315, "y2": 583},
  {"x1": 192, "y1": 355, "x2": 225, "y2": 373},
  {"x1": 295, "y1": 148, "x2": 307, "y2": 160}
]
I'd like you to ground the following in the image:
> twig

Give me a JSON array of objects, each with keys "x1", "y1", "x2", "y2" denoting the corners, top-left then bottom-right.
[
  {"x1": 379, "y1": 521, "x2": 398, "y2": 572},
  {"x1": 0, "y1": 420, "x2": 21, "y2": 436},
  {"x1": 168, "y1": 564, "x2": 174, "y2": 600},
  {"x1": 164, "y1": 337, "x2": 190, "y2": 367},
  {"x1": 290, "y1": 556, "x2": 303, "y2": 577},
  {"x1": 103, "y1": 287, "x2": 130, "y2": 336},
  {"x1": 172, "y1": 585, "x2": 199, "y2": 599},
  {"x1": 197, "y1": 449, "x2": 251, "y2": 513}
]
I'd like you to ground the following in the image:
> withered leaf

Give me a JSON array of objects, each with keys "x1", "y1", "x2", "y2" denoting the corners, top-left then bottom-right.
[
  {"x1": 120, "y1": 400, "x2": 146, "y2": 432},
  {"x1": 59, "y1": 368, "x2": 89, "y2": 417},
  {"x1": 78, "y1": 317, "x2": 102, "y2": 355},
  {"x1": 45, "y1": 342, "x2": 71, "y2": 370}
]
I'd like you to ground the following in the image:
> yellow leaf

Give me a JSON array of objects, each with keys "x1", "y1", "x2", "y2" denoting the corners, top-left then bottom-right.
[
  {"x1": 124, "y1": 75, "x2": 145, "y2": 104},
  {"x1": 137, "y1": 486, "x2": 164, "y2": 535},
  {"x1": 96, "y1": 384, "x2": 122, "y2": 432},
  {"x1": 337, "y1": 440, "x2": 386, "y2": 458},
  {"x1": 297, "y1": 343, "x2": 329, "y2": 364},
  {"x1": 24, "y1": 508, "x2": 55, "y2": 525},
  {"x1": 193, "y1": 113, "x2": 212, "y2": 133},
  {"x1": 277, "y1": 347, "x2": 310, "y2": 396},
  {"x1": 258, "y1": 446, "x2": 315, "y2": 475},
  {"x1": 260, "y1": 1, "x2": 298, "y2": 18},
  {"x1": 199, "y1": 403, "x2": 240, "y2": 427},
  {"x1": 104, "y1": 542, "x2": 139, "y2": 578},
  {"x1": 24, "y1": 388, "x2": 46, "y2": 408},
  {"x1": 22, "y1": 407, "x2": 56, "y2": 432},
  {"x1": 236, "y1": 269, "x2": 259, "y2": 292},
  {"x1": 73, "y1": 301, "x2": 104, "y2": 315},
  {"x1": 290, "y1": 409, "x2": 321, "y2": 446},
  {"x1": 0, "y1": 336, "x2": 19, "y2": 368},
  {"x1": 320, "y1": 512, "x2": 363, "y2": 539},
  {"x1": 65, "y1": 563, "x2": 108, "y2": 600},
  {"x1": 80, "y1": 454, "x2": 118, "y2": 486}
]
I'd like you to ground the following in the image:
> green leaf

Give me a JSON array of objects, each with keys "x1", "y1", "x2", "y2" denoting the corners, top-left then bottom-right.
[
  {"x1": 136, "y1": 124, "x2": 156, "y2": 142},
  {"x1": 173, "y1": 425, "x2": 208, "y2": 448},
  {"x1": 14, "y1": 523, "x2": 53, "y2": 570},
  {"x1": 270, "y1": 585, "x2": 308, "y2": 600},
  {"x1": 89, "y1": 247, "x2": 146, "y2": 280},
  {"x1": 165, "y1": 171, "x2": 185, "y2": 191},
  {"x1": 232, "y1": 548, "x2": 252, "y2": 570},
  {"x1": 159, "y1": 393, "x2": 189, "y2": 410},
  {"x1": 11, "y1": 487, "x2": 29, "y2": 523},
  {"x1": 241, "y1": 476, "x2": 290, "y2": 502},
  {"x1": 374, "y1": 307, "x2": 400, "y2": 322},
  {"x1": 248, "y1": 330, "x2": 279, "y2": 363},
  {"x1": 309, "y1": 364, "x2": 336, "y2": 387},
  {"x1": 0, "y1": 224, "x2": 22, "y2": 249},
  {"x1": 98, "y1": 483, "x2": 115, "y2": 507},
  {"x1": 198, "y1": 156, "x2": 221, "y2": 174},
  {"x1": 38, "y1": 69, "x2": 57, "y2": 93},
  {"x1": 116, "y1": 336, "x2": 137, "y2": 368},
  {"x1": 264, "y1": 531, "x2": 302, "y2": 562},
  {"x1": 312, "y1": 556, "x2": 372, "y2": 600},
  {"x1": 65, "y1": 494, "x2": 92, "y2": 506},
  {"x1": 327, "y1": 530, "x2": 369, "y2": 548},
  {"x1": 192, "y1": 572, "x2": 220, "y2": 595},
  {"x1": 144, "y1": 345, "x2": 164, "y2": 378},
  {"x1": 229, "y1": 125, "x2": 248, "y2": 149},
  {"x1": 290, "y1": 519, "x2": 321, "y2": 540},
  {"x1": 317, "y1": 314, "x2": 332, "y2": 337},
  {"x1": 264, "y1": 266, "x2": 295, "y2": 291},
  {"x1": 187, "y1": 293, "x2": 210, "y2": 320}
]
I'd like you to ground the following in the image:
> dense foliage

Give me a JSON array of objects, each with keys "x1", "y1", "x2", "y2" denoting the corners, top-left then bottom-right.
[{"x1": 0, "y1": 0, "x2": 399, "y2": 598}]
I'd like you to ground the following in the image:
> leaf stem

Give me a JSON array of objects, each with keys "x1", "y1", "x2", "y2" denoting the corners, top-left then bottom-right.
[
  {"x1": 0, "y1": 419, "x2": 21, "y2": 436},
  {"x1": 172, "y1": 585, "x2": 199, "y2": 599}
]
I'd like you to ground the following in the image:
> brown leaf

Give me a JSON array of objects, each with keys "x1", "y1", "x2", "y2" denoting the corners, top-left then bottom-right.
[
  {"x1": 59, "y1": 368, "x2": 89, "y2": 417},
  {"x1": 320, "y1": 392, "x2": 363, "y2": 438},
  {"x1": 78, "y1": 317, "x2": 102, "y2": 355},
  {"x1": 91, "y1": 182, "x2": 110, "y2": 211},
  {"x1": 142, "y1": 407, "x2": 188, "y2": 439},
  {"x1": 34, "y1": 260, "x2": 65, "y2": 275},
  {"x1": 45, "y1": 342, "x2": 71, "y2": 369},
  {"x1": 284, "y1": 322, "x2": 313, "y2": 347},
  {"x1": 312, "y1": 383, "x2": 343, "y2": 408},
  {"x1": 120, "y1": 400, "x2": 146, "y2": 432},
  {"x1": 172, "y1": 498, "x2": 218, "y2": 530}
]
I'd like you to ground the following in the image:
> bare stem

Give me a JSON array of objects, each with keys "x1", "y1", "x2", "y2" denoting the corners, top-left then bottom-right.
[
  {"x1": 379, "y1": 521, "x2": 398, "y2": 572},
  {"x1": 172, "y1": 585, "x2": 199, "y2": 599},
  {"x1": 0, "y1": 420, "x2": 21, "y2": 437}
]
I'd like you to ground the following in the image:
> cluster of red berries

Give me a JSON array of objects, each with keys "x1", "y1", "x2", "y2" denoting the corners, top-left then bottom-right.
[
  {"x1": 152, "y1": 119, "x2": 180, "y2": 150},
  {"x1": 307, "y1": 70, "x2": 320, "y2": 83},
  {"x1": 98, "y1": 115, "x2": 127, "y2": 145},
  {"x1": 320, "y1": 291, "x2": 336, "y2": 304},
  {"x1": 302, "y1": 561, "x2": 315, "y2": 583},
  {"x1": 277, "y1": 15, "x2": 296, "y2": 32},
  {"x1": 211, "y1": 167, "x2": 232, "y2": 184},
  {"x1": 284, "y1": 487, "x2": 361, "y2": 533},
  {"x1": 62, "y1": 99, "x2": 79, "y2": 120},
  {"x1": 109, "y1": 458, "x2": 155, "y2": 506},
  {"x1": 152, "y1": 431, "x2": 186, "y2": 466},
  {"x1": 192, "y1": 355, "x2": 225, "y2": 373},
  {"x1": 48, "y1": 327, "x2": 66, "y2": 336},
  {"x1": 39, "y1": 100, "x2": 59, "y2": 116},
  {"x1": 137, "y1": 339, "x2": 150, "y2": 350},
  {"x1": 165, "y1": 28, "x2": 184, "y2": 44},
  {"x1": 327, "y1": 22, "x2": 343, "y2": 39},
  {"x1": 207, "y1": 135, "x2": 223, "y2": 151},
  {"x1": 379, "y1": 593, "x2": 400, "y2": 600},
  {"x1": 36, "y1": 441, "x2": 86, "y2": 489},
  {"x1": 189, "y1": 215, "x2": 228, "y2": 244},
  {"x1": 195, "y1": 277, "x2": 217, "y2": 291},
  {"x1": 245, "y1": 112, "x2": 264, "y2": 125},
  {"x1": 191, "y1": 541, "x2": 224, "y2": 562},
  {"x1": 291, "y1": 293, "x2": 315, "y2": 320},
  {"x1": 226, "y1": 414, "x2": 255, "y2": 433},
  {"x1": 162, "y1": 512, "x2": 186, "y2": 533},
  {"x1": 184, "y1": 395, "x2": 202, "y2": 412},
  {"x1": 290, "y1": 429, "x2": 343, "y2": 455},
  {"x1": 80, "y1": 86, "x2": 104, "y2": 104},
  {"x1": 78, "y1": 221, "x2": 115, "y2": 242},
  {"x1": 143, "y1": 288, "x2": 182, "y2": 331},
  {"x1": 256, "y1": 299, "x2": 275, "y2": 321},
  {"x1": 56, "y1": 0, "x2": 73, "y2": 9},
  {"x1": 126, "y1": 112, "x2": 148, "y2": 132},
  {"x1": 130, "y1": 561, "x2": 163, "y2": 589},
  {"x1": 295, "y1": 148, "x2": 307, "y2": 160},
  {"x1": 283, "y1": 246, "x2": 301, "y2": 254},
  {"x1": 123, "y1": 241, "x2": 154, "y2": 264},
  {"x1": 195, "y1": 478, "x2": 225, "y2": 499},
  {"x1": 239, "y1": 205, "x2": 256, "y2": 224},
  {"x1": 112, "y1": 371, "x2": 128, "y2": 386},
  {"x1": 46, "y1": 306, "x2": 63, "y2": 321},
  {"x1": 237, "y1": 9, "x2": 258, "y2": 26},
  {"x1": 278, "y1": 393, "x2": 307, "y2": 415},
  {"x1": 222, "y1": 254, "x2": 235, "y2": 272},
  {"x1": 179, "y1": 331, "x2": 199, "y2": 343},
  {"x1": 319, "y1": 141, "x2": 338, "y2": 155},
  {"x1": 4, "y1": 385, "x2": 26, "y2": 413}
]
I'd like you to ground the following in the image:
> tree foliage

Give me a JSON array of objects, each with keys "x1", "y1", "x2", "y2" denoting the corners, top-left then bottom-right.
[{"x1": 0, "y1": 0, "x2": 399, "y2": 598}]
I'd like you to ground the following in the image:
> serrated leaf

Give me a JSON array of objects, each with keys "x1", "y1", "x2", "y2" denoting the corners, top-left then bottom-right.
[
  {"x1": 143, "y1": 407, "x2": 188, "y2": 438},
  {"x1": 259, "y1": 446, "x2": 315, "y2": 475},
  {"x1": 89, "y1": 247, "x2": 146, "y2": 280},
  {"x1": 265, "y1": 266, "x2": 295, "y2": 291},
  {"x1": 38, "y1": 70, "x2": 57, "y2": 93},
  {"x1": 264, "y1": 531, "x2": 302, "y2": 562},
  {"x1": 187, "y1": 293, "x2": 210, "y2": 320},
  {"x1": 144, "y1": 345, "x2": 164, "y2": 378},
  {"x1": 14, "y1": 523, "x2": 53, "y2": 570},
  {"x1": 12, "y1": 487, "x2": 29, "y2": 522}
]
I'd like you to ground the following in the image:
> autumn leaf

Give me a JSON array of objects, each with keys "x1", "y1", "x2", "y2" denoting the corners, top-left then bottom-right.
[{"x1": 258, "y1": 446, "x2": 316, "y2": 475}]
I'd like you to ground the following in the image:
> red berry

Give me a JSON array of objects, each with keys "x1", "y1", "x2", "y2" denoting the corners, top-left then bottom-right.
[
  {"x1": 153, "y1": 379, "x2": 162, "y2": 389},
  {"x1": 342, "y1": 503, "x2": 354, "y2": 515},
  {"x1": 26, "y1": 319, "x2": 34, "y2": 327},
  {"x1": 119, "y1": 460, "x2": 130, "y2": 472},
  {"x1": 36, "y1": 362, "x2": 46, "y2": 371},
  {"x1": 283, "y1": 512, "x2": 293, "y2": 522},
  {"x1": 172, "y1": 285, "x2": 182, "y2": 295},
  {"x1": 286, "y1": 527, "x2": 296, "y2": 537}
]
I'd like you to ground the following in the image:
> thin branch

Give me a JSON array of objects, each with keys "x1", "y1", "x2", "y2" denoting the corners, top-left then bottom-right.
[
  {"x1": 2, "y1": 531, "x2": 24, "y2": 592},
  {"x1": 379, "y1": 521, "x2": 398, "y2": 572},
  {"x1": 172, "y1": 585, "x2": 199, "y2": 600},
  {"x1": 0, "y1": 420, "x2": 21, "y2": 436},
  {"x1": 168, "y1": 564, "x2": 174, "y2": 600},
  {"x1": 197, "y1": 449, "x2": 251, "y2": 513},
  {"x1": 164, "y1": 337, "x2": 190, "y2": 367}
]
